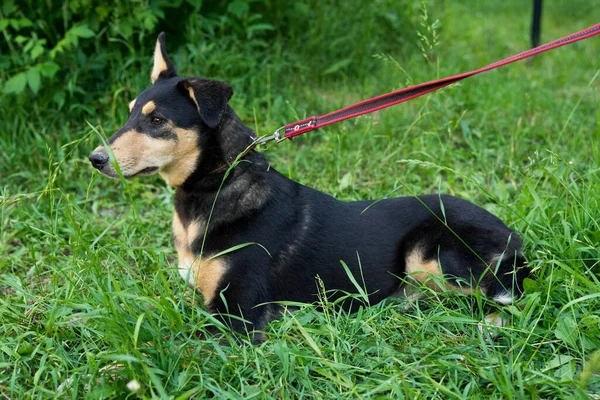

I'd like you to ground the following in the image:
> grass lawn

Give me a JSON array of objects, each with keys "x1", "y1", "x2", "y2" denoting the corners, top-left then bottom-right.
[{"x1": 1, "y1": 0, "x2": 599, "y2": 398}]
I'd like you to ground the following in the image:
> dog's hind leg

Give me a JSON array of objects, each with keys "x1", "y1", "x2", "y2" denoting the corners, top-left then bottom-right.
[
  {"x1": 403, "y1": 243, "x2": 528, "y2": 305},
  {"x1": 482, "y1": 251, "x2": 529, "y2": 305}
]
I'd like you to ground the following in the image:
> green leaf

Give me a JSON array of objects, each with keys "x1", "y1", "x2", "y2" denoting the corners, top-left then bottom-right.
[
  {"x1": 36, "y1": 62, "x2": 60, "y2": 77},
  {"x1": 18, "y1": 18, "x2": 33, "y2": 28},
  {"x1": 247, "y1": 23, "x2": 275, "y2": 33},
  {"x1": 71, "y1": 25, "x2": 95, "y2": 38},
  {"x1": 133, "y1": 313, "x2": 145, "y2": 348},
  {"x1": 30, "y1": 44, "x2": 45, "y2": 60},
  {"x1": 523, "y1": 277, "x2": 540, "y2": 293},
  {"x1": 543, "y1": 355, "x2": 577, "y2": 382},
  {"x1": 26, "y1": 67, "x2": 41, "y2": 93},
  {"x1": 94, "y1": 5, "x2": 110, "y2": 21},
  {"x1": 543, "y1": 355, "x2": 574, "y2": 372},
  {"x1": 10, "y1": 18, "x2": 33, "y2": 30},
  {"x1": 2, "y1": 0, "x2": 15, "y2": 16},
  {"x1": 554, "y1": 316, "x2": 579, "y2": 347},
  {"x1": 3, "y1": 71, "x2": 27, "y2": 94},
  {"x1": 142, "y1": 12, "x2": 159, "y2": 31},
  {"x1": 23, "y1": 38, "x2": 34, "y2": 53},
  {"x1": 227, "y1": 0, "x2": 249, "y2": 18},
  {"x1": 207, "y1": 242, "x2": 271, "y2": 260},
  {"x1": 556, "y1": 362, "x2": 576, "y2": 382}
]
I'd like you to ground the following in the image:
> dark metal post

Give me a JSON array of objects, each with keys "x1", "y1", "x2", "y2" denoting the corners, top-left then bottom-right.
[{"x1": 531, "y1": 0, "x2": 543, "y2": 48}]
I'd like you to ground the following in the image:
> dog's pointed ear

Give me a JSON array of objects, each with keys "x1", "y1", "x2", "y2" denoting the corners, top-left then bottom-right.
[
  {"x1": 178, "y1": 78, "x2": 233, "y2": 129},
  {"x1": 151, "y1": 32, "x2": 177, "y2": 84}
]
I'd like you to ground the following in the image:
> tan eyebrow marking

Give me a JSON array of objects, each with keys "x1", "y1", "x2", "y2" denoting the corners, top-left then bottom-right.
[
  {"x1": 142, "y1": 101, "x2": 156, "y2": 115},
  {"x1": 129, "y1": 98, "x2": 137, "y2": 112}
]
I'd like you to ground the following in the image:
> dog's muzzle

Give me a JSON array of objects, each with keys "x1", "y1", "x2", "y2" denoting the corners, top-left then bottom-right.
[{"x1": 89, "y1": 152, "x2": 109, "y2": 170}]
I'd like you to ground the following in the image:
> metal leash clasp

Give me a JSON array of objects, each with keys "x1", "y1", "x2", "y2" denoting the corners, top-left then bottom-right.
[{"x1": 253, "y1": 126, "x2": 288, "y2": 146}]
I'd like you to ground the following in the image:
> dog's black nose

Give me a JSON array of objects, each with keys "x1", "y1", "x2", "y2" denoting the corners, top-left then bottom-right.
[{"x1": 89, "y1": 152, "x2": 109, "y2": 169}]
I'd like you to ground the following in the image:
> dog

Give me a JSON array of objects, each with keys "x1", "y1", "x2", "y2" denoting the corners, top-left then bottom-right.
[{"x1": 89, "y1": 33, "x2": 529, "y2": 339}]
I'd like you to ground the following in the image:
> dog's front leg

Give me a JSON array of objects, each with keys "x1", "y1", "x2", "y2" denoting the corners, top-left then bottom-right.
[
  {"x1": 176, "y1": 250, "x2": 273, "y2": 341},
  {"x1": 205, "y1": 275, "x2": 275, "y2": 343}
]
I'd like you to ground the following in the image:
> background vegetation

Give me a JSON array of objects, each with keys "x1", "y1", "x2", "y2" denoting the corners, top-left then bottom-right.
[{"x1": 1, "y1": 0, "x2": 599, "y2": 398}]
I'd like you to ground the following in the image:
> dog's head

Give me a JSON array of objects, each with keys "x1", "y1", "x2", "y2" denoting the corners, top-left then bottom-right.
[{"x1": 89, "y1": 33, "x2": 251, "y2": 186}]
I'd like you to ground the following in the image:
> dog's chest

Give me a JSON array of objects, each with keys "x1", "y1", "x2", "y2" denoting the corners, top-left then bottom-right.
[{"x1": 172, "y1": 212, "x2": 225, "y2": 305}]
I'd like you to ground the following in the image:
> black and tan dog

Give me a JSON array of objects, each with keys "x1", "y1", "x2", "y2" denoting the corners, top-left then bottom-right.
[{"x1": 89, "y1": 34, "x2": 529, "y2": 337}]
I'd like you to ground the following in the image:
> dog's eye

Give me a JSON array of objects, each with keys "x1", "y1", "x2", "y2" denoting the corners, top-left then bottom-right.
[{"x1": 151, "y1": 117, "x2": 163, "y2": 126}]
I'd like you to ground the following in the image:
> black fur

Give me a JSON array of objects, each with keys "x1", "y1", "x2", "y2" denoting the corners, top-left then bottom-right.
[
  {"x1": 178, "y1": 78, "x2": 233, "y2": 129},
  {"x1": 90, "y1": 34, "x2": 530, "y2": 339},
  {"x1": 177, "y1": 157, "x2": 528, "y2": 334}
]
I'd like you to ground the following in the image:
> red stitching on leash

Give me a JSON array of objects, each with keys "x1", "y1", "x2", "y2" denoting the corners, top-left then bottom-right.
[{"x1": 279, "y1": 23, "x2": 600, "y2": 140}]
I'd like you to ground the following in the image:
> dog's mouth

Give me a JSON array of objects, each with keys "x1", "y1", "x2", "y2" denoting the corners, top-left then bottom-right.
[
  {"x1": 127, "y1": 166, "x2": 159, "y2": 177},
  {"x1": 93, "y1": 162, "x2": 159, "y2": 179}
]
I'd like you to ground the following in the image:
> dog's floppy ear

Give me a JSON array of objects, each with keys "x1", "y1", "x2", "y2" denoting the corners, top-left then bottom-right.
[
  {"x1": 178, "y1": 78, "x2": 233, "y2": 129},
  {"x1": 151, "y1": 32, "x2": 177, "y2": 84}
]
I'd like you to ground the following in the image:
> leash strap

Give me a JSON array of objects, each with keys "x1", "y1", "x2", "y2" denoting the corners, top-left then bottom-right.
[{"x1": 265, "y1": 23, "x2": 600, "y2": 142}]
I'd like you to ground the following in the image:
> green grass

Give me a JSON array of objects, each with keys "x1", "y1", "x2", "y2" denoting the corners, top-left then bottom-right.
[{"x1": 1, "y1": 0, "x2": 600, "y2": 398}]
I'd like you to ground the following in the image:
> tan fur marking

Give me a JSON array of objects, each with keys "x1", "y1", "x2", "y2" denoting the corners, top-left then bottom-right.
[
  {"x1": 151, "y1": 39, "x2": 168, "y2": 84},
  {"x1": 129, "y1": 99, "x2": 137, "y2": 112},
  {"x1": 487, "y1": 253, "x2": 506, "y2": 274},
  {"x1": 453, "y1": 285, "x2": 475, "y2": 295},
  {"x1": 98, "y1": 123, "x2": 199, "y2": 184},
  {"x1": 187, "y1": 87, "x2": 200, "y2": 111},
  {"x1": 484, "y1": 311, "x2": 505, "y2": 327},
  {"x1": 489, "y1": 253, "x2": 503, "y2": 265},
  {"x1": 406, "y1": 253, "x2": 441, "y2": 284},
  {"x1": 108, "y1": 129, "x2": 177, "y2": 177},
  {"x1": 158, "y1": 125, "x2": 201, "y2": 186},
  {"x1": 141, "y1": 101, "x2": 156, "y2": 115},
  {"x1": 392, "y1": 284, "x2": 425, "y2": 310},
  {"x1": 173, "y1": 212, "x2": 187, "y2": 258},
  {"x1": 194, "y1": 257, "x2": 226, "y2": 305},
  {"x1": 186, "y1": 219, "x2": 202, "y2": 248},
  {"x1": 173, "y1": 212, "x2": 225, "y2": 305},
  {"x1": 477, "y1": 311, "x2": 505, "y2": 338},
  {"x1": 405, "y1": 247, "x2": 474, "y2": 295}
]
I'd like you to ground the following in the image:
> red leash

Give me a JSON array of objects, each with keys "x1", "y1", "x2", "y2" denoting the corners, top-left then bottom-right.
[{"x1": 256, "y1": 23, "x2": 600, "y2": 145}]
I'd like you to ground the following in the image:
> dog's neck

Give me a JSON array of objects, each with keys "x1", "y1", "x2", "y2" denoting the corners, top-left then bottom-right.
[
  {"x1": 178, "y1": 108, "x2": 260, "y2": 190},
  {"x1": 216, "y1": 107, "x2": 257, "y2": 163},
  {"x1": 173, "y1": 108, "x2": 272, "y2": 227}
]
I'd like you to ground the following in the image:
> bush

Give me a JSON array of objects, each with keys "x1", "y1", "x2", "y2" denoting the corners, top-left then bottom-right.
[
  {"x1": 0, "y1": 0, "x2": 183, "y2": 110},
  {"x1": 0, "y1": 0, "x2": 421, "y2": 118}
]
